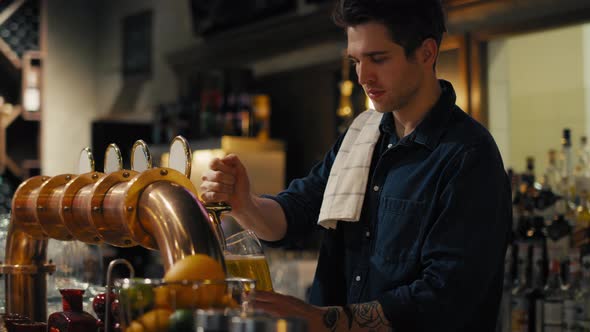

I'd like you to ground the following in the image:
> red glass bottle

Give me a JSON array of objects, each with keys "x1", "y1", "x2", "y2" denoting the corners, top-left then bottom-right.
[{"x1": 47, "y1": 289, "x2": 97, "y2": 332}]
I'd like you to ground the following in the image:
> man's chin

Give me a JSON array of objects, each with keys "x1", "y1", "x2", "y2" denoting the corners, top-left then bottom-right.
[{"x1": 371, "y1": 104, "x2": 392, "y2": 113}]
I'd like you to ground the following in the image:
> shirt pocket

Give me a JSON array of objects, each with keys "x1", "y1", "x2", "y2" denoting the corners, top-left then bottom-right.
[{"x1": 371, "y1": 197, "x2": 424, "y2": 282}]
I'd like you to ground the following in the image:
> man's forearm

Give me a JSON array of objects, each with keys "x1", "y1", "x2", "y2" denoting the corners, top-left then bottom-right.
[
  {"x1": 322, "y1": 301, "x2": 393, "y2": 332},
  {"x1": 230, "y1": 195, "x2": 288, "y2": 242}
]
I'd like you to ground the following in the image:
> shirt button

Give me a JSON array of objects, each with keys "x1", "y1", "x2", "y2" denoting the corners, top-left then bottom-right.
[
  {"x1": 355, "y1": 275, "x2": 361, "y2": 282},
  {"x1": 365, "y1": 231, "x2": 370, "y2": 238},
  {"x1": 387, "y1": 143, "x2": 393, "y2": 149},
  {"x1": 373, "y1": 185, "x2": 379, "y2": 192}
]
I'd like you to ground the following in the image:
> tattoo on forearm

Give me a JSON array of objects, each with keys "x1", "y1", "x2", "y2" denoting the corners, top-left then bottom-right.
[
  {"x1": 349, "y1": 301, "x2": 392, "y2": 330},
  {"x1": 342, "y1": 305, "x2": 354, "y2": 329},
  {"x1": 324, "y1": 302, "x2": 391, "y2": 331},
  {"x1": 323, "y1": 307, "x2": 340, "y2": 329}
]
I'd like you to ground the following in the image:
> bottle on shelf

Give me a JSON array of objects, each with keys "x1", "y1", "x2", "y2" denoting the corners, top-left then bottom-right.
[
  {"x1": 541, "y1": 260, "x2": 567, "y2": 331},
  {"x1": 560, "y1": 128, "x2": 576, "y2": 216},
  {"x1": 574, "y1": 254, "x2": 590, "y2": 330},
  {"x1": 47, "y1": 289, "x2": 97, "y2": 332},
  {"x1": 575, "y1": 136, "x2": 590, "y2": 177},
  {"x1": 252, "y1": 94, "x2": 271, "y2": 140},
  {"x1": 237, "y1": 93, "x2": 253, "y2": 137},
  {"x1": 576, "y1": 191, "x2": 590, "y2": 231},
  {"x1": 511, "y1": 243, "x2": 531, "y2": 332},
  {"x1": 523, "y1": 156, "x2": 536, "y2": 188},
  {"x1": 546, "y1": 209, "x2": 572, "y2": 268},
  {"x1": 564, "y1": 249, "x2": 581, "y2": 332},
  {"x1": 545, "y1": 149, "x2": 562, "y2": 190},
  {"x1": 530, "y1": 245, "x2": 546, "y2": 332}
]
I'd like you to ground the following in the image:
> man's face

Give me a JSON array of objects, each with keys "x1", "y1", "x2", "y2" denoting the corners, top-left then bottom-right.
[{"x1": 347, "y1": 22, "x2": 424, "y2": 113}]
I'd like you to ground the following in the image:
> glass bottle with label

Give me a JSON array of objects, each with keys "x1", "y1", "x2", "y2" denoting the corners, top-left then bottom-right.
[
  {"x1": 542, "y1": 260, "x2": 566, "y2": 331},
  {"x1": 531, "y1": 245, "x2": 547, "y2": 332},
  {"x1": 575, "y1": 255, "x2": 590, "y2": 331},
  {"x1": 564, "y1": 249, "x2": 581, "y2": 332}
]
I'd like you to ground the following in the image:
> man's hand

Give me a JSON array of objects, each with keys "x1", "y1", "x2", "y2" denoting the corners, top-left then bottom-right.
[
  {"x1": 200, "y1": 154, "x2": 253, "y2": 214},
  {"x1": 199, "y1": 154, "x2": 288, "y2": 241},
  {"x1": 254, "y1": 291, "x2": 393, "y2": 331}
]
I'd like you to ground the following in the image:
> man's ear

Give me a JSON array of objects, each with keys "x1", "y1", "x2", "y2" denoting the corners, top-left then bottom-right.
[{"x1": 419, "y1": 38, "x2": 439, "y2": 66}]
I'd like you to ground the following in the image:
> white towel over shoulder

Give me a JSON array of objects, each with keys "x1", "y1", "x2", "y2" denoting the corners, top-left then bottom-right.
[{"x1": 318, "y1": 109, "x2": 384, "y2": 229}]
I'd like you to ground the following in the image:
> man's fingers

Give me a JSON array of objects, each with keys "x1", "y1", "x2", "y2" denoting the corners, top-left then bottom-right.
[
  {"x1": 254, "y1": 291, "x2": 276, "y2": 302},
  {"x1": 209, "y1": 157, "x2": 235, "y2": 174},
  {"x1": 200, "y1": 191, "x2": 231, "y2": 203},
  {"x1": 201, "y1": 170, "x2": 235, "y2": 185},
  {"x1": 200, "y1": 181, "x2": 234, "y2": 194},
  {"x1": 252, "y1": 301, "x2": 280, "y2": 316}
]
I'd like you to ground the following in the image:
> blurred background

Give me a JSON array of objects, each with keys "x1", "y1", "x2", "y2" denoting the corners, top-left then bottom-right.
[{"x1": 1, "y1": 0, "x2": 590, "y2": 312}]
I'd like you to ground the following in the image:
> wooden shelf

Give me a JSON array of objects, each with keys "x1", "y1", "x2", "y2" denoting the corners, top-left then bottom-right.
[
  {"x1": 167, "y1": 4, "x2": 339, "y2": 72},
  {"x1": 21, "y1": 110, "x2": 40, "y2": 121},
  {"x1": 1, "y1": 105, "x2": 21, "y2": 128},
  {"x1": 0, "y1": 105, "x2": 22, "y2": 175},
  {"x1": 0, "y1": 0, "x2": 26, "y2": 71}
]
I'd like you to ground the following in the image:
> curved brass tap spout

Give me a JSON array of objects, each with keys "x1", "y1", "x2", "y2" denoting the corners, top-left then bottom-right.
[
  {"x1": 137, "y1": 181, "x2": 225, "y2": 271},
  {"x1": 4, "y1": 168, "x2": 224, "y2": 321},
  {"x1": 3, "y1": 220, "x2": 50, "y2": 320}
]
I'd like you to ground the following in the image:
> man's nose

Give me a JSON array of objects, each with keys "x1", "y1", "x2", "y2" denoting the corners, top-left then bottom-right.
[{"x1": 356, "y1": 62, "x2": 374, "y2": 86}]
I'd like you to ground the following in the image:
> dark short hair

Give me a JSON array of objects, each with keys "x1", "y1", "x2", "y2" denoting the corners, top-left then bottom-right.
[{"x1": 333, "y1": 0, "x2": 447, "y2": 58}]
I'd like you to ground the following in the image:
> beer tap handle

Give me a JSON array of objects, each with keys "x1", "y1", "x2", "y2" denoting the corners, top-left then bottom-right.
[
  {"x1": 104, "y1": 144, "x2": 123, "y2": 174},
  {"x1": 168, "y1": 136, "x2": 192, "y2": 178},
  {"x1": 130, "y1": 140, "x2": 152, "y2": 172},
  {"x1": 78, "y1": 147, "x2": 95, "y2": 173}
]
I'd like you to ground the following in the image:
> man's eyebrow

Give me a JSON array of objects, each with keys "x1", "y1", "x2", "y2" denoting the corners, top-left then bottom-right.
[{"x1": 347, "y1": 51, "x2": 390, "y2": 60}]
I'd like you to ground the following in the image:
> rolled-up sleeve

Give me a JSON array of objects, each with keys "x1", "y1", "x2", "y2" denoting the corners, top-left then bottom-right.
[
  {"x1": 262, "y1": 133, "x2": 346, "y2": 248},
  {"x1": 377, "y1": 140, "x2": 512, "y2": 331}
]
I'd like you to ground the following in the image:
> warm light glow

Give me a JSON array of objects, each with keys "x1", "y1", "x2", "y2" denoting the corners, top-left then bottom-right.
[{"x1": 366, "y1": 95, "x2": 375, "y2": 110}]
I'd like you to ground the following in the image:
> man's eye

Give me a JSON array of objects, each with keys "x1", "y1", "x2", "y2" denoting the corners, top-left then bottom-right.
[{"x1": 372, "y1": 57, "x2": 386, "y2": 64}]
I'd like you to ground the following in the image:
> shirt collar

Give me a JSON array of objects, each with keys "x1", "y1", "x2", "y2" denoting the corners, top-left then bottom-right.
[{"x1": 378, "y1": 79, "x2": 457, "y2": 150}]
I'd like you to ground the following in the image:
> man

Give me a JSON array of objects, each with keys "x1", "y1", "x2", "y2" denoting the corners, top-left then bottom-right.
[{"x1": 201, "y1": 0, "x2": 511, "y2": 331}]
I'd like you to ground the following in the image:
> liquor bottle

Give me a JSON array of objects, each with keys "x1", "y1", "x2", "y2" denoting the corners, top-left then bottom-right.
[
  {"x1": 522, "y1": 157, "x2": 536, "y2": 188},
  {"x1": 542, "y1": 260, "x2": 567, "y2": 331},
  {"x1": 528, "y1": 217, "x2": 548, "y2": 284},
  {"x1": 47, "y1": 289, "x2": 97, "y2": 332},
  {"x1": 252, "y1": 94, "x2": 271, "y2": 140},
  {"x1": 575, "y1": 255, "x2": 590, "y2": 331},
  {"x1": 511, "y1": 243, "x2": 531, "y2": 332},
  {"x1": 531, "y1": 245, "x2": 546, "y2": 332},
  {"x1": 576, "y1": 191, "x2": 590, "y2": 231},
  {"x1": 546, "y1": 211, "x2": 572, "y2": 270},
  {"x1": 237, "y1": 93, "x2": 253, "y2": 137},
  {"x1": 564, "y1": 249, "x2": 581, "y2": 332},
  {"x1": 575, "y1": 136, "x2": 590, "y2": 178},
  {"x1": 545, "y1": 149, "x2": 563, "y2": 192},
  {"x1": 561, "y1": 129, "x2": 576, "y2": 216}
]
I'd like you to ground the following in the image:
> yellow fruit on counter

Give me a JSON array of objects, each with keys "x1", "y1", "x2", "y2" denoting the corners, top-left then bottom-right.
[
  {"x1": 125, "y1": 308, "x2": 172, "y2": 332},
  {"x1": 154, "y1": 254, "x2": 226, "y2": 309},
  {"x1": 164, "y1": 254, "x2": 225, "y2": 282},
  {"x1": 125, "y1": 321, "x2": 144, "y2": 332}
]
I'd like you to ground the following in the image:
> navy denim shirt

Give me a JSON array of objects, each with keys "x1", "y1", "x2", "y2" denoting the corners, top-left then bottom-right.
[{"x1": 264, "y1": 80, "x2": 512, "y2": 331}]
